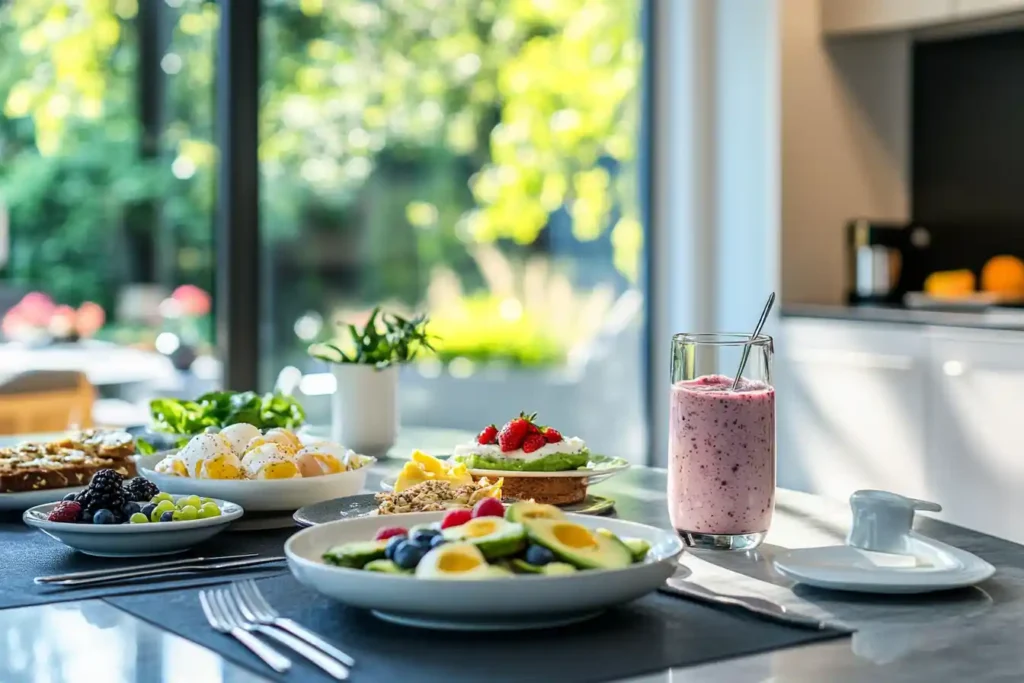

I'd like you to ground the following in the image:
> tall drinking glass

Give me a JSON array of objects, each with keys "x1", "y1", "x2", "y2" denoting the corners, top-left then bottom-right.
[{"x1": 668, "y1": 333, "x2": 775, "y2": 551}]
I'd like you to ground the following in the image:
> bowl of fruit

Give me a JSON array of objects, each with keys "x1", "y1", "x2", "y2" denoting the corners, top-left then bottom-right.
[
  {"x1": 285, "y1": 499, "x2": 684, "y2": 630},
  {"x1": 23, "y1": 469, "x2": 241, "y2": 557}
]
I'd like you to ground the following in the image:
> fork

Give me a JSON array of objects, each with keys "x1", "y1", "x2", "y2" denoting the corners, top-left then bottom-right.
[
  {"x1": 199, "y1": 589, "x2": 291, "y2": 673},
  {"x1": 233, "y1": 579, "x2": 356, "y2": 667},
  {"x1": 221, "y1": 586, "x2": 350, "y2": 680}
]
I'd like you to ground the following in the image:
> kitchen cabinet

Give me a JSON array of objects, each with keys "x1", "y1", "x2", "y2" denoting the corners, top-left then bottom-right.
[
  {"x1": 821, "y1": 0, "x2": 955, "y2": 35},
  {"x1": 925, "y1": 329, "x2": 1024, "y2": 544},
  {"x1": 776, "y1": 319, "x2": 930, "y2": 502}
]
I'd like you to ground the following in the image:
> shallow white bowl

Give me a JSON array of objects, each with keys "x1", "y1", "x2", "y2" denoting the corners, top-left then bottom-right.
[
  {"x1": 0, "y1": 486, "x2": 86, "y2": 512},
  {"x1": 24, "y1": 495, "x2": 243, "y2": 557},
  {"x1": 140, "y1": 453, "x2": 375, "y2": 512},
  {"x1": 285, "y1": 511, "x2": 684, "y2": 630}
]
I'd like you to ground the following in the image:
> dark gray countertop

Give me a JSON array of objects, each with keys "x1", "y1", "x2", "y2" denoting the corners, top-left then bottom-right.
[
  {"x1": 782, "y1": 302, "x2": 1024, "y2": 332},
  {"x1": 2, "y1": 461, "x2": 1023, "y2": 682}
]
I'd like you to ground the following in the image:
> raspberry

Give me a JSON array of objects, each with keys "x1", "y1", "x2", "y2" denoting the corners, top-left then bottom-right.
[
  {"x1": 497, "y1": 412, "x2": 537, "y2": 452},
  {"x1": 522, "y1": 434, "x2": 546, "y2": 453},
  {"x1": 472, "y1": 497, "x2": 505, "y2": 518},
  {"x1": 476, "y1": 425, "x2": 498, "y2": 445},
  {"x1": 48, "y1": 501, "x2": 82, "y2": 523},
  {"x1": 441, "y1": 508, "x2": 473, "y2": 529},
  {"x1": 543, "y1": 428, "x2": 563, "y2": 443},
  {"x1": 374, "y1": 526, "x2": 408, "y2": 541}
]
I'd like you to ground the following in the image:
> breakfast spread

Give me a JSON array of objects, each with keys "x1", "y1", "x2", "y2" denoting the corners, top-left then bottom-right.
[
  {"x1": 322, "y1": 501, "x2": 651, "y2": 578},
  {"x1": 155, "y1": 425, "x2": 369, "y2": 480},
  {"x1": 375, "y1": 478, "x2": 503, "y2": 515},
  {"x1": 44, "y1": 469, "x2": 222, "y2": 524},
  {"x1": 0, "y1": 430, "x2": 136, "y2": 494}
]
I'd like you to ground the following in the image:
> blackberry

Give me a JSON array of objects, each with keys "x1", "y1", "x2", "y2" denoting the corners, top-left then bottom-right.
[
  {"x1": 76, "y1": 469, "x2": 127, "y2": 521},
  {"x1": 123, "y1": 477, "x2": 160, "y2": 502}
]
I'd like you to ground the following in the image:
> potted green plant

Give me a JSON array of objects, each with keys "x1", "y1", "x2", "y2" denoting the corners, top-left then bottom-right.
[{"x1": 308, "y1": 308, "x2": 433, "y2": 454}]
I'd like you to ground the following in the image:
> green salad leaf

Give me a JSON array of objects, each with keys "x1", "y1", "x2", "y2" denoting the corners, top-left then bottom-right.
[{"x1": 150, "y1": 391, "x2": 306, "y2": 435}]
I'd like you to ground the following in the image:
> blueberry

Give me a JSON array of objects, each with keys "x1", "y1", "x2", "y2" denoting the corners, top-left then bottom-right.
[
  {"x1": 122, "y1": 502, "x2": 141, "y2": 517},
  {"x1": 525, "y1": 544, "x2": 555, "y2": 566},
  {"x1": 429, "y1": 534, "x2": 448, "y2": 549},
  {"x1": 92, "y1": 509, "x2": 115, "y2": 525},
  {"x1": 384, "y1": 534, "x2": 407, "y2": 561},
  {"x1": 141, "y1": 503, "x2": 157, "y2": 520},
  {"x1": 409, "y1": 528, "x2": 441, "y2": 547},
  {"x1": 160, "y1": 510, "x2": 175, "y2": 522},
  {"x1": 63, "y1": 492, "x2": 78, "y2": 502},
  {"x1": 392, "y1": 541, "x2": 428, "y2": 570}
]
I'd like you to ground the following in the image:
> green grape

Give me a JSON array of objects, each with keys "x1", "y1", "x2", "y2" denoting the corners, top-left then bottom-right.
[
  {"x1": 200, "y1": 497, "x2": 215, "y2": 504},
  {"x1": 198, "y1": 502, "x2": 222, "y2": 519},
  {"x1": 152, "y1": 492, "x2": 174, "y2": 504},
  {"x1": 129, "y1": 513, "x2": 149, "y2": 524},
  {"x1": 178, "y1": 505, "x2": 199, "y2": 521},
  {"x1": 179, "y1": 495, "x2": 202, "y2": 510},
  {"x1": 151, "y1": 500, "x2": 176, "y2": 522}
]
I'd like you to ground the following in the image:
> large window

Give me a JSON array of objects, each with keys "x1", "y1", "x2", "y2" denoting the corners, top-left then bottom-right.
[
  {"x1": 259, "y1": 0, "x2": 648, "y2": 461},
  {"x1": 0, "y1": 0, "x2": 648, "y2": 462},
  {"x1": 0, "y1": 0, "x2": 218, "y2": 414}
]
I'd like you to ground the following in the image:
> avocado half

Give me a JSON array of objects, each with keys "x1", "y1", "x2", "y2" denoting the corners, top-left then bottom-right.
[
  {"x1": 504, "y1": 501, "x2": 565, "y2": 525},
  {"x1": 322, "y1": 540, "x2": 389, "y2": 569},
  {"x1": 522, "y1": 518, "x2": 632, "y2": 570},
  {"x1": 441, "y1": 516, "x2": 527, "y2": 560}
]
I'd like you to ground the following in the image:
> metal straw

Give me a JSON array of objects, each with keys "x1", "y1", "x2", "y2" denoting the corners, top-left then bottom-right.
[{"x1": 731, "y1": 292, "x2": 775, "y2": 391}]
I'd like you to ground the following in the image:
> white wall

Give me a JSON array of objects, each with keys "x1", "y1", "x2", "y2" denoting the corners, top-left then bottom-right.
[{"x1": 780, "y1": 0, "x2": 911, "y2": 305}]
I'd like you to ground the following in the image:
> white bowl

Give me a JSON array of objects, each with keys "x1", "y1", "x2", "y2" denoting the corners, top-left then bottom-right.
[
  {"x1": 23, "y1": 495, "x2": 243, "y2": 557},
  {"x1": 140, "y1": 453, "x2": 375, "y2": 513},
  {"x1": 0, "y1": 486, "x2": 86, "y2": 512},
  {"x1": 285, "y1": 511, "x2": 685, "y2": 630}
]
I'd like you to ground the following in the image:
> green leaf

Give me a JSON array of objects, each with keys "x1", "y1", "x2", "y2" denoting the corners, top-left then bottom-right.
[{"x1": 136, "y1": 438, "x2": 156, "y2": 455}]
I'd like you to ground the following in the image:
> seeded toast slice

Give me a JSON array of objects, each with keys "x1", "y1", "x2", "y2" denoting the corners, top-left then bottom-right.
[{"x1": 0, "y1": 430, "x2": 137, "y2": 494}]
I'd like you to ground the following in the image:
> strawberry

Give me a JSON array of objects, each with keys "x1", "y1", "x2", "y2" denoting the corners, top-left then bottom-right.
[
  {"x1": 477, "y1": 424, "x2": 498, "y2": 445},
  {"x1": 522, "y1": 434, "x2": 546, "y2": 453},
  {"x1": 497, "y1": 412, "x2": 537, "y2": 452},
  {"x1": 441, "y1": 508, "x2": 473, "y2": 529},
  {"x1": 472, "y1": 497, "x2": 505, "y2": 518},
  {"x1": 543, "y1": 427, "x2": 563, "y2": 443},
  {"x1": 374, "y1": 526, "x2": 408, "y2": 541}
]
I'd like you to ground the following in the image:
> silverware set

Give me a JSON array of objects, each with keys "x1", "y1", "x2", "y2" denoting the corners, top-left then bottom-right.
[
  {"x1": 199, "y1": 579, "x2": 355, "y2": 679},
  {"x1": 34, "y1": 553, "x2": 285, "y2": 587}
]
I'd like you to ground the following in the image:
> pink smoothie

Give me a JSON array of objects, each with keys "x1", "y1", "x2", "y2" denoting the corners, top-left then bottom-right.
[{"x1": 668, "y1": 374, "x2": 775, "y2": 535}]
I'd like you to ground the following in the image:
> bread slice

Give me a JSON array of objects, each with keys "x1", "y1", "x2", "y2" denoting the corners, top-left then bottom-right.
[{"x1": 0, "y1": 430, "x2": 137, "y2": 494}]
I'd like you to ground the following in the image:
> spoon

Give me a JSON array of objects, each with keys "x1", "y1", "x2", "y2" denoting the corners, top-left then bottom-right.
[{"x1": 731, "y1": 292, "x2": 775, "y2": 391}]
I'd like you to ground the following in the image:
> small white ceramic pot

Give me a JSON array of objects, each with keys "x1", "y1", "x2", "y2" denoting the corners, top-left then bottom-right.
[{"x1": 330, "y1": 364, "x2": 398, "y2": 456}]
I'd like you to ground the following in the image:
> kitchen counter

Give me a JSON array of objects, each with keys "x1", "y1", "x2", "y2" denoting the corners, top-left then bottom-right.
[{"x1": 782, "y1": 302, "x2": 1024, "y2": 331}]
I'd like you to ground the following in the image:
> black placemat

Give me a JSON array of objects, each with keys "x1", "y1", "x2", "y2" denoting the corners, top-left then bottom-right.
[
  {"x1": 0, "y1": 519, "x2": 292, "y2": 609},
  {"x1": 107, "y1": 573, "x2": 850, "y2": 683}
]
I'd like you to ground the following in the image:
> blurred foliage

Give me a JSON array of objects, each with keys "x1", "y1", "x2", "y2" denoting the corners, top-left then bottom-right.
[{"x1": 0, "y1": 0, "x2": 643, "y2": 366}]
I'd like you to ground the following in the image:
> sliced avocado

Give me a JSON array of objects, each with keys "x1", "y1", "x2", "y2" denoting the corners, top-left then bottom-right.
[
  {"x1": 623, "y1": 538, "x2": 651, "y2": 562},
  {"x1": 523, "y1": 518, "x2": 632, "y2": 570},
  {"x1": 541, "y1": 562, "x2": 577, "y2": 576},
  {"x1": 510, "y1": 558, "x2": 544, "y2": 574},
  {"x1": 505, "y1": 501, "x2": 565, "y2": 524},
  {"x1": 484, "y1": 565, "x2": 514, "y2": 578},
  {"x1": 441, "y1": 517, "x2": 527, "y2": 560},
  {"x1": 363, "y1": 559, "x2": 409, "y2": 574},
  {"x1": 322, "y1": 540, "x2": 389, "y2": 568}
]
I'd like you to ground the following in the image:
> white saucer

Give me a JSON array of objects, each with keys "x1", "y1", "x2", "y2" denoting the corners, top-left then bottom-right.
[
  {"x1": 773, "y1": 537, "x2": 995, "y2": 594},
  {"x1": 370, "y1": 610, "x2": 604, "y2": 631},
  {"x1": 0, "y1": 486, "x2": 84, "y2": 512}
]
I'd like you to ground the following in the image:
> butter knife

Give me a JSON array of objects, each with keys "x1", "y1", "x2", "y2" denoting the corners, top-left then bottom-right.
[
  {"x1": 36, "y1": 554, "x2": 260, "y2": 584},
  {"x1": 659, "y1": 579, "x2": 840, "y2": 631},
  {"x1": 42, "y1": 556, "x2": 287, "y2": 587}
]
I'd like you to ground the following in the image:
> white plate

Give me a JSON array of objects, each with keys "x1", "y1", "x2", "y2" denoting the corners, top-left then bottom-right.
[
  {"x1": 140, "y1": 453, "x2": 375, "y2": 512},
  {"x1": 773, "y1": 539, "x2": 995, "y2": 594},
  {"x1": 0, "y1": 486, "x2": 86, "y2": 512},
  {"x1": 23, "y1": 495, "x2": 243, "y2": 557},
  {"x1": 381, "y1": 458, "x2": 631, "y2": 491},
  {"x1": 285, "y1": 511, "x2": 684, "y2": 630}
]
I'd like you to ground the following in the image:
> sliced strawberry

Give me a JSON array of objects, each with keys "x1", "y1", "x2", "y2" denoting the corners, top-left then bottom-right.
[
  {"x1": 374, "y1": 526, "x2": 408, "y2": 541},
  {"x1": 522, "y1": 433, "x2": 546, "y2": 453},
  {"x1": 441, "y1": 508, "x2": 473, "y2": 529},
  {"x1": 477, "y1": 424, "x2": 498, "y2": 445}
]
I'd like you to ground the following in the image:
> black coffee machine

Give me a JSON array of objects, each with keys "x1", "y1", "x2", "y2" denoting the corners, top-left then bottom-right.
[{"x1": 845, "y1": 219, "x2": 932, "y2": 305}]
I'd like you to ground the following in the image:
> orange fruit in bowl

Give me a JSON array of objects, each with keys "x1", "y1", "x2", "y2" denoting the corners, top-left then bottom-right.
[
  {"x1": 924, "y1": 270, "x2": 975, "y2": 298},
  {"x1": 981, "y1": 255, "x2": 1024, "y2": 297}
]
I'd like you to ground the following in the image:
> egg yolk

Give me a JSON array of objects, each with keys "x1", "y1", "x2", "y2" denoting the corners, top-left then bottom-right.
[
  {"x1": 201, "y1": 457, "x2": 241, "y2": 480},
  {"x1": 437, "y1": 552, "x2": 483, "y2": 573},
  {"x1": 314, "y1": 453, "x2": 343, "y2": 473},
  {"x1": 259, "y1": 460, "x2": 300, "y2": 480}
]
